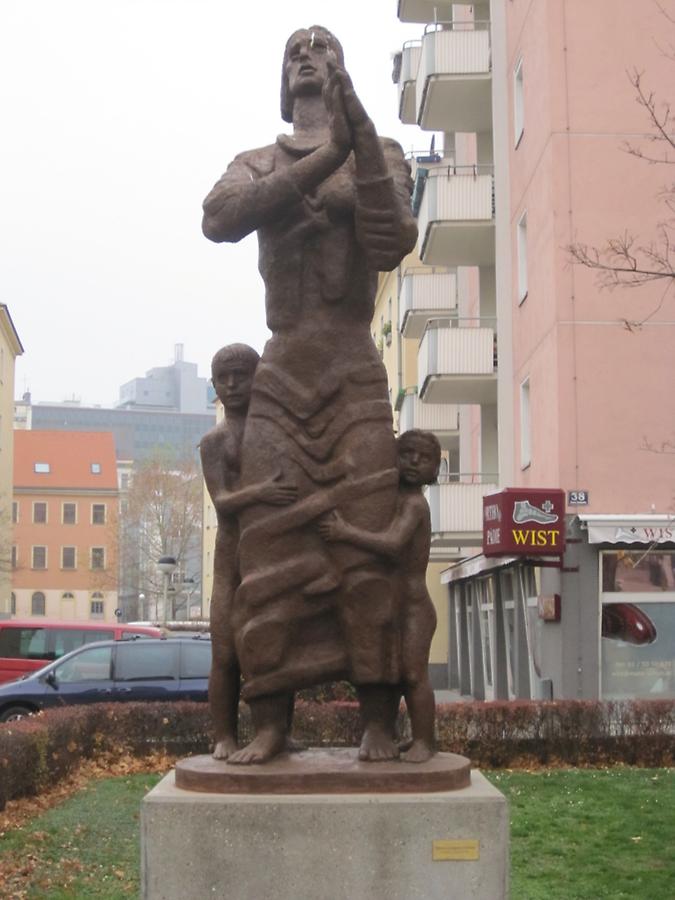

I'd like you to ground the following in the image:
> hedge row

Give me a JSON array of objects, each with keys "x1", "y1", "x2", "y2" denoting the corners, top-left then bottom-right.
[{"x1": 1, "y1": 698, "x2": 673, "y2": 809}]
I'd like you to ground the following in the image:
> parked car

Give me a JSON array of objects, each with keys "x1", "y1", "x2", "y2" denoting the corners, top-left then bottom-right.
[
  {"x1": 0, "y1": 637, "x2": 211, "y2": 722},
  {"x1": 0, "y1": 620, "x2": 163, "y2": 684}
]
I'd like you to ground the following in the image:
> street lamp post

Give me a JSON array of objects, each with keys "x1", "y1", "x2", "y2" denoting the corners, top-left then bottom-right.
[
  {"x1": 156, "y1": 556, "x2": 177, "y2": 628},
  {"x1": 138, "y1": 593, "x2": 145, "y2": 621}
]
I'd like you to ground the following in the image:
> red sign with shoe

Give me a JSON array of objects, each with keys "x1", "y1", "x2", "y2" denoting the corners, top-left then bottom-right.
[{"x1": 483, "y1": 488, "x2": 566, "y2": 557}]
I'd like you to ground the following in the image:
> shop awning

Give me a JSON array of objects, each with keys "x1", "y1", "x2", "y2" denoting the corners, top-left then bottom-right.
[{"x1": 579, "y1": 515, "x2": 675, "y2": 545}]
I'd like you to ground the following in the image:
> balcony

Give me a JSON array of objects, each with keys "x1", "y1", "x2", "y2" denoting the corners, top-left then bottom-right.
[
  {"x1": 416, "y1": 24, "x2": 492, "y2": 132},
  {"x1": 399, "y1": 267, "x2": 456, "y2": 339},
  {"x1": 417, "y1": 165, "x2": 495, "y2": 267},
  {"x1": 418, "y1": 319, "x2": 497, "y2": 405},
  {"x1": 398, "y1": 0, "x2": 454, "y2": 24},
  {"x1": 398, "y1": 391, "x2": 459, "y2": 449},
  {"x1": 397, "y1": 41, "x2": 422, "y2": 124},
  {"x1": 427, "y1": 479, "x2": 499, "y2": 548}
]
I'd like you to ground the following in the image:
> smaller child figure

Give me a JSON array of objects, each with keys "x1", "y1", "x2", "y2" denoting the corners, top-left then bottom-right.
[
  {"x1": 200, "y1": 344, "x2": 298, "y2": 760},
  {"x1": 318, "y1": 428, "x2": 441, "y2": 762}
]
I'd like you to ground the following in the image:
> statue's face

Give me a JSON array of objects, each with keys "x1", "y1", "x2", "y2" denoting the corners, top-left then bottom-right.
[
  {"x1": 285, "y1": 29, "x2": 331, "y2": 99},
  {"x1": 398, "y1": 436, "x2": 439, "y2": 487},
  {"x1": 212, "y1": 361, "x2": 255, "y2": 413}
]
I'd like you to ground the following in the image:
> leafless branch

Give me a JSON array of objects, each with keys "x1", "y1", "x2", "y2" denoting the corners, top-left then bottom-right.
[
  {"x1": 641, "y1": 434, "x2": 675, "y2": 454},
  {"x1": 654, "y1": 0, "x2": 675, "y2": 28},
  {"x1": 568, "y1": 229, "x2": 675, "y2": 290},
  {"x1": 622, "y1": 68, "x2": 675, "y2": 164}
]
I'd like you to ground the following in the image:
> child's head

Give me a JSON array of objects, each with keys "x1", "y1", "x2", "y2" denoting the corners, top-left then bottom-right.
[
  {"x1": 397, "y1": 429, "x2": 441, "y2": 486},
  {"x1": 211, "y1": 344, "x2": 260, "y2": 412}
]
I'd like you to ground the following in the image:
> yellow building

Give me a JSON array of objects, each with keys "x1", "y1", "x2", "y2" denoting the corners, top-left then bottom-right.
[
  {"x1": 0, "y1": 306, "x2": 23, "y2": 616},
  {"x1": 372, "y1": 249, "x2": 465, "y2": 688}
]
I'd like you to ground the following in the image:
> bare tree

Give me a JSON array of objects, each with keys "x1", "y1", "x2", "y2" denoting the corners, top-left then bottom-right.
[
  {"x1": 568, "y1": 1, "x2": 675, "y2": 320},
  {"x1": 116, "y1": 452, "x2": 203, "y2": 620}
]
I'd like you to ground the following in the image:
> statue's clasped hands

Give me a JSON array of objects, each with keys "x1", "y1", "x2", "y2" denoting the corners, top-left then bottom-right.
[{"x1": 323, "y1": 54, "x2": 371, "y2": 161}]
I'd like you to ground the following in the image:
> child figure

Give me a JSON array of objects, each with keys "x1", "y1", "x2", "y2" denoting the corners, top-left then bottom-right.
[
  {"x1": 318, "y1": 428, "x2": 441, "y2": 762},
  {"x1": 200, "y1": 344, "x2": 297, "y2": 759}
]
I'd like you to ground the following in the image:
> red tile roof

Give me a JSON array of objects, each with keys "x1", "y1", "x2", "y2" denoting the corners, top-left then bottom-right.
[{"x1": 14, "y1": 431, "x2": 118, "y2": 490}]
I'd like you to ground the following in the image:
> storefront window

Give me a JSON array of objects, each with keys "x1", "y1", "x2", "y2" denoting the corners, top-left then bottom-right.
[
  {"x1": 602, "y1": 550, "x2": 675, "y2": 592},
  {"x1": 479, "y1": 579, "x2": 493, "y2": 689},
  {"x1": 601, "y1": 550, "x2": 675, "y2": 699}
]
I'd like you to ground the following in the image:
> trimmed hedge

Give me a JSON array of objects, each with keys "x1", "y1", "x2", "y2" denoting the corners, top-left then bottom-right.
[{"x1": 0, "y1": 698, "x2": 673, "y2": 809}]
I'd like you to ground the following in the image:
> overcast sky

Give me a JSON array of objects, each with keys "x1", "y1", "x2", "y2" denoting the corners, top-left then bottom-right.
[{"x1": 1, "y1": 1, "x2": 426, "y2": 407}]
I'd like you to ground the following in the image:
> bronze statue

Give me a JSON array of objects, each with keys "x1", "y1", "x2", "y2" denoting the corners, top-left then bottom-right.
[{"x1": 202, "y1": 26, "x2": 419, "y2": 764}]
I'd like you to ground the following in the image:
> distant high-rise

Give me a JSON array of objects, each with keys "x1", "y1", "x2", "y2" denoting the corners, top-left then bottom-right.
[
  {"x1": 20, "y1": 346, "x2": 216, "y2": 463},
  {"x1": 117, "y1": 343, "x2": 215, "y2": 414}
]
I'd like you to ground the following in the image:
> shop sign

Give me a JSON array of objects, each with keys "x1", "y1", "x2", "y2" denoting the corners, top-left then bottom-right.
[{"x1": 483, "y1": 488, "x2": 566, "y2": 557}]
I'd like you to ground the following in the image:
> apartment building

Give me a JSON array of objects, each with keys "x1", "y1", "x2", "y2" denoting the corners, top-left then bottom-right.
[
  {"x1": 12, "y1": 431, "x2": 119, "y2": 622},
  {"x1": 0, "y1": 306, "x2": 23, "y2": 615},
  {"x1": 387, "y1": 0, "x2": 675, "y2": 699}
]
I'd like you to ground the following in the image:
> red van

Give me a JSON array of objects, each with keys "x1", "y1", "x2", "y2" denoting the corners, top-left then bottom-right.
[{"x1": 0, "y1": 620, "x2": 162, "y2": 684}]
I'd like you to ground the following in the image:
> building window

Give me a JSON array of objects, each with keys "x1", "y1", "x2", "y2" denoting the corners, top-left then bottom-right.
[
  {"x1": 120, "y1": 473, "x2": 130, "y2": 490},
  {"x1": 62, "y1": 502, "x2": 77, "y2": 525},
  {"x1": 601, "y1": 550, "x2": 675, "y2": 699},
  {"x1": 520, "y1": 377, "x2": 531, "y2": 469},
  {"x1": 34, "y1": 462, "x2": 50, "y2": 474},
  {"x1": 32, "y1": 546, "x2": 47, "y2": 569},
  {"x1": 91, "y1": 547, "x2": 105, "y2": 570},
  {"x1": 11, "y1": 502, "x2": 18, "y2": 524},
  {"x1": 62, "y1": 546, "x2": 76, "y2": 569},
  {"x1": 62, "y1": 592, "x2": 75, "y2": 601},
  {"x1": 10, "y1": 592, "x2": 16, "y2": 615},
  {"x1": 514, "y1": 57, "x2": 524, "y2": 146},
  {"x1": 517, "y1": 211, "x2": 528, "y2": 303},
  {"x1": 91, "y1": 593, "x2": 105, "y2": 618},
  {"x1": 31, "y1": 591, "x2": 46, "y2": 616},
  {"x1": 33, "y1": 502, "x2": 47, "y2": 524},
  {"x1": 11, "y1": 545, "x2": 17, "y2": 569},
  {"x1": 91, "y1": 463, "x2": 101, "y2": 474},
  {"x1": 92, "y1": 504, "x2": 106, "y2": 525}
]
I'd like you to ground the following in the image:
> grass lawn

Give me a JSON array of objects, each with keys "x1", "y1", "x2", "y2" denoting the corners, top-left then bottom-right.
[
  {"x1": 0, "y1": 772, "x2": 163, "y2": 899},
  {"x1": 0, "y1": 767, "x2": 672, "y2": 898},
  {"x1": 487, "y1": 768, "x2": 675, "y2": 900}
]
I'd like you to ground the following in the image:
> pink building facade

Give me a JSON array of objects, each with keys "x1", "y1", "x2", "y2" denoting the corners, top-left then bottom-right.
[{"x1": 394, "y1": 0, "x2": 675, "y2": 700}]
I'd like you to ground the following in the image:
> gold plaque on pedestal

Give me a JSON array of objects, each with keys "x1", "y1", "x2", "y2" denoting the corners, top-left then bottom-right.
[{"x1": 432, "y1": 839, "x2": 480, "y2": 861}]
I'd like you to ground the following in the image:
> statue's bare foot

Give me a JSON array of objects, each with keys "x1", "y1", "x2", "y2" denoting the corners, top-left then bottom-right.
[
  {"x1": 286, "y1": 736, "x2": 306, "y2": 754},
  {"x1": 212, "y1": 736, "x2": 238, "y2": 760},
  {"x1": 227, "y1": 729, "x2": 287, "y2": 765},
  {"x1": 358, "y1": 725, "x2": 400, "y2": 762},
  {"x1": 401, "y1": 740, "x2": 435, "y2": 763}
]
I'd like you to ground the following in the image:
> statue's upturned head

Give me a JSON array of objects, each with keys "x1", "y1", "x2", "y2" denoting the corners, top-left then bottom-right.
[
  {"x1": 280, "y1": 25, "x2": 345, "y2": 123},
  {"x1": 211, "y1": 343, "x2": 260, "y2": 413}
]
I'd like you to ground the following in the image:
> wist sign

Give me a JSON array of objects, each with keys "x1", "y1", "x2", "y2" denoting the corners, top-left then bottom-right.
[{"x1": 483, "y1": 488, "x2": 565, "y2": 557}]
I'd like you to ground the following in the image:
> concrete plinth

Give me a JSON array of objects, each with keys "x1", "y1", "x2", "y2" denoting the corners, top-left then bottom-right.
[{"x1": 142, "y1": 767, "x2": 508, "y2": 900}]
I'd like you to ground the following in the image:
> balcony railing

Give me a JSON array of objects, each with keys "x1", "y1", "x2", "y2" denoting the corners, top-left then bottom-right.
[
  {"x1": 397, "y1": 40, "x2": 422, "y2": 124},
  {"x1": 399, "y1": 266, "x2": 457, "y2": 338},
  {"x1": 398, "y1": 391, "x2": 459, "y2": 446},
  {"x1": 418, "y1": 317, "x2": 498, "y2": 405},
  {"x1": 416, "y1": 23, "x2": 492, "y2": 131},
  {"x1": 426, "y1": 478, "x2": 499, "y2": 546},
  {"x1": 417, "y1": 165, "x2": 495, "y2": 266},
  {"x1": 398, "y1": 1, "x2": 482, "y2": 26}
]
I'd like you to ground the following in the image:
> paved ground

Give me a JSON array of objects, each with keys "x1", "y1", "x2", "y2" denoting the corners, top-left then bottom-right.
[{"x1": 434, "y1": 689, "x2": 467, "y2": 704}]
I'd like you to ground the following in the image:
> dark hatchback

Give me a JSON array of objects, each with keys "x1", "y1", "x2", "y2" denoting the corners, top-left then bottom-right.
[{"x1": 0, "y1": 637, "x2": 211, "y2": 722}]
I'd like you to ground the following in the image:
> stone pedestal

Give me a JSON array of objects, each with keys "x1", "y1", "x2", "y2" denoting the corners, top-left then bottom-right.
[{"x1": 142, "y1": 753, "x2": 508, "y2": 900}]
